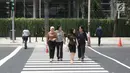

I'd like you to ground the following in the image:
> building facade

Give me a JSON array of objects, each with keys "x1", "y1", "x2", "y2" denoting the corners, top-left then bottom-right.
[{"x1": 0, "y1": 0, "x2": 113, "y2": 18}]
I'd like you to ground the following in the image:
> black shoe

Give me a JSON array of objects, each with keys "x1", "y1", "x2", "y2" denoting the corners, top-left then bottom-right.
[
  {"x1": 81, "y1": 58, "x2": 84, "y2": 62},
  {"x1": 60, "y1": 58, "x2": 63, "y2": 61},
  {"x1": 57, "y1": 57, "x2": 60, "y2": 61}
]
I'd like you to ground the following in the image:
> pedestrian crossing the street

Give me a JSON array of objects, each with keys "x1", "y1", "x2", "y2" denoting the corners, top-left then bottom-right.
[{"x1": 21, "y1": 44, "x2": 109, "y2": 73}]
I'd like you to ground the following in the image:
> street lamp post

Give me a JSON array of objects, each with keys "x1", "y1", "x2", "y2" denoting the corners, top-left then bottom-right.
[
  {"x1": 87, "y1": 0, "x2": 91, "y2": 46},
  {"x1": 11, "y1": 0, "x2": 15, "y2": 43}
]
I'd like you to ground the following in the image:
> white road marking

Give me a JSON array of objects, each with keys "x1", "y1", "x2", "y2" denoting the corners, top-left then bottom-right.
[
  {"x1": 88, "y1": 46, "x2": 130, "y2": 69},
  {"x1": 21, "y1": 71, "x2": 109, "y2": 73},
  {"x1": 24, "y1": 65, "x2": 101, "y2": 67},
  {"x1": 23, "y1": 68, "x2": 105, "y2": 70},
  {"x1": 27, "y1": 60, "x2": 95, "y2": 63},
  {"x1": 26, "y1": 62, "x2": 99, "y2": 65},
  {"x1": 0, "y1": 46, "x2": 22, "y2": 66},
  {"x1": 28, "y1": 58, "x2": 92, "y2": 61}
]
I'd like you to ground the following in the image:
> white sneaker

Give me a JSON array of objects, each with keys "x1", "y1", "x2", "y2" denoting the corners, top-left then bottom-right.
[
  {"x1": 78, "y1": 58, "x2": 81, "y2": 61},
  {"x1": 50, "y1": 59, "x2": 53, "y2": 62}
]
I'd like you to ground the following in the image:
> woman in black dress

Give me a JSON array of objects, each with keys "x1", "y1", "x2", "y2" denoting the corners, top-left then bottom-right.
[{"x1": 68, "y1": 28, "x2": 77, "y2": 64}]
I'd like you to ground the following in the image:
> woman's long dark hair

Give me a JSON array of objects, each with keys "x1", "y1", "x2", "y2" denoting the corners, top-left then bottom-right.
[
  {"x1": 69, "y1": 28, "x2": 77, "y2": 37},
  {"x1": 69, "y1": 28, "x2": 74, "y2": 34}
]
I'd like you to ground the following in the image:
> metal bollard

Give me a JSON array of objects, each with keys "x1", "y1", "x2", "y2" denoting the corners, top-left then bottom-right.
[
  {"x1": 42, "y1": 32, "x2": 44, "y2": 42},
  {"x1": 35, "y1": 33, "x2": 38, "y2": 42},
  {"x1": 42, "y1": 37, "x2": 44, "y2": 41},
  {"x1": 29, "y1": 35, "x2": 31, "y2": 43}
]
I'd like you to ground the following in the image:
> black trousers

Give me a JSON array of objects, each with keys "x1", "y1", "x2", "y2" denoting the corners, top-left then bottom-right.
[
  {"x1": 78, "y1": 44, "x2": 85, "y2": 59},
  {"x1": 48, "y1": 41, "x2": 56, "y2": 59},
  {"x1": 56, "y1": 42, "x2": 63, "y2": 59},
  {"x1": 98, "y1": 37, "x2": 101, "y2": 46},
  {"x1": 22, "y1": 36, "x2": 28, "y2": 49}
]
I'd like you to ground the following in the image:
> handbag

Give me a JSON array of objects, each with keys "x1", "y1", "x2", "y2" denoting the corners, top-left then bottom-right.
[
  {"x1": 46, "y1": 44, "x2": 49, "y2": 53},
  {"x1": 63, "y1": 44, "x2": 69, "y2": 52}
]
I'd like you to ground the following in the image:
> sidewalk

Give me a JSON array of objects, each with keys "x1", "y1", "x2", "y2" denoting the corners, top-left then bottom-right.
[
  {"x1": 0, "y1": 37, "x2": 129, "y2": 47},
  {"x1": 0, "y1": 37, "x2": 45, "y2": 47},
  {"x1": 90, "y1": 37, "x2": 130, "y2": 47},
  {"x1": 0, "y1": 37, "x2": 45, "y2": 44}
]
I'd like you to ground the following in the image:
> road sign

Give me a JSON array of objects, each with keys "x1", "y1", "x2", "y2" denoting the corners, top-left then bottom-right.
[{"x1": 117, "y1": 3, "x2": 125, "y2": 12}]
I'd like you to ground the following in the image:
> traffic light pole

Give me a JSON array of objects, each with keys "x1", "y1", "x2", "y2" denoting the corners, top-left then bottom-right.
[
  {"x1": 11, "y1": 0, "x2": 15, "y2": 43},
  {"x1": 87, "y1": 0, "x2": 91, "y2": 46}
]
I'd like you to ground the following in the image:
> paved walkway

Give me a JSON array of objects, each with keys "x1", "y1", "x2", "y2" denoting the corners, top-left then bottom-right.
[
  {"x1": 90, "y1": 37, "x2": 130, "y2": 47},
  {"x1": 0, "y1": 37, "x2": 129, "y2": 47}
]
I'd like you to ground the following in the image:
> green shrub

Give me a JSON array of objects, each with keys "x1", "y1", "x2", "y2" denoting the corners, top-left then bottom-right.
[{"x1": 0, "y1": 18, "x2": 129, "y2": 37}]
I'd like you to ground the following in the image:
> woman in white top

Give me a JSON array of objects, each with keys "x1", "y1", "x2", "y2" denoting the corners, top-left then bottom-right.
[{"x1": 56, "y1": 26, "x2": 65, "y2": 61}]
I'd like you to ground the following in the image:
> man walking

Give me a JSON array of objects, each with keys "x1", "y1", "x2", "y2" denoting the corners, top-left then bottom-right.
[
  {"x1": 95, "y1": 26, "x2": 103, "y2": 46},
  {"x1": 22, "y1": 27, "x2": 30, "y2": 49}
]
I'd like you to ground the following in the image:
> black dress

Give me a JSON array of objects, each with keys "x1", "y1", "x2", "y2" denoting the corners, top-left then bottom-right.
[{"x1": 68, "y1": 33, "x2": 76, "y2": 53}]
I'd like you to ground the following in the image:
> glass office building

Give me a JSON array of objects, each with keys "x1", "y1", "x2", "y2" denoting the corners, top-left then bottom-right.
[{"x1": 0, "y1": 0, "x2": 111, "y2": 18}]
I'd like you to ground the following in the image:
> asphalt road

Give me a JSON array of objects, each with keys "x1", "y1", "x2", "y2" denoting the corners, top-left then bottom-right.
[
  {"x1": 0, "y1": 45, "x2": 130, "y2": 73},
  {"x1": 86, "y1": 47, "x2": 130, "y2": 73},
  {"x1": 0, "y1": 46, "x2": 34, "y2": 73},
  {"x1": 0, "y1": 47, "x2": 16, "y2": 60}
]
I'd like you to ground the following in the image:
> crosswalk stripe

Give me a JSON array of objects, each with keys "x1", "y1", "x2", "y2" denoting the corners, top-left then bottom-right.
[
  {"x1": 24, "y1": 65, "x2": 101, "y2": 68},
  {"x1": 21, "y1": 70, "x2": 109, "y2": 73},
  {"x1": 23, "y1": 68, "x2": 105, "y2": 70},
  {"x1": 28, "y1": 58, "x2": 92, "y2": 61},
  {"x1": 27, "y1": 60, "x2": 95, "y2": 63},
  {"x1": 26, "y1": 62, "x2": 99, "y2": 65}
]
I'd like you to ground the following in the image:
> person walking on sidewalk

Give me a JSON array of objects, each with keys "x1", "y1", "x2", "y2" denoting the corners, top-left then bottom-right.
[
  {"x1": 77, "y1": 26, "x2": 87, "y2": 62},
  {"x1": 22, "y1": 27, "x2": 30, "y2": 49},
  {"x1": 68, "y1": 28, "x2": 77, "y2": 64},
  {"x1": 56, "y1": 26, "x2": 65, "y2": 61},
  {"x1": 95, "y1": 26, "x2": 103, "y2": 46},
  {"x1": 47, "y1": 26, "x2": 57, "y2": 62}
]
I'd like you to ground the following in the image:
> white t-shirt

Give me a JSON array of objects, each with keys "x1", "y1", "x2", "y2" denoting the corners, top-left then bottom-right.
[
  {"x1": 22, "y1": 29, "x2": 30, "y2": 36},
  {"x1": 56, "y1": 30, "x2": 64, "y2": 42}
]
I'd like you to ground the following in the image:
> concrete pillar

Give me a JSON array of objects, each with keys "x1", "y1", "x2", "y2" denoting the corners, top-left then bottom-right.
[
  {"x1": 76, "y1": 0, "x2": 80, "y2": 18},
  {"x1": 73, "y1": 0, "x2": 76, "y2": 18},
  {"x1": 68, "y1": 0, "x2": 71, "y2": 18},
  {"x1": 44, "y1": 0, "x2": 49, "y2": 36},
  {"x1": 33, "y1": 0, "x2": 36, "y2": 18},
  {"x1": 23, "y1": 0, "x2": 26, "y2": 17},
  {"x1": 39, "y1": 0, "x2": 41, "y2": 18}
]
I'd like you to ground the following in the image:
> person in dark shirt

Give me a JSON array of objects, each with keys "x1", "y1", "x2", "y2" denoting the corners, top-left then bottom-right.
[
  {"x1": 68, "y1": 28, "x2": 77, "y2": 64},
  {"x1": 95, "y1": 26, "x2": 103, "y2": 46},
  {"x1": 77, "y1": 26, "x2": 87, "y2": 62}
]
